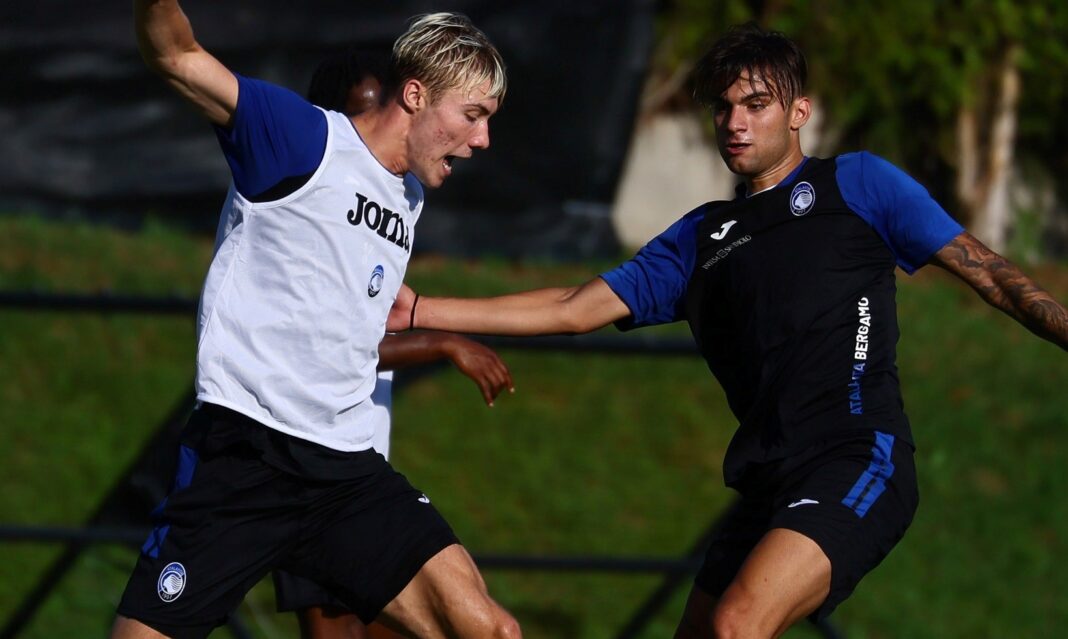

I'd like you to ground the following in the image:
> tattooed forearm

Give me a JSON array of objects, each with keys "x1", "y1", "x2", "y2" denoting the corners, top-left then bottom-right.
[{"x1": 934, "y1": 233, "x2": 1068, "y2": 351}]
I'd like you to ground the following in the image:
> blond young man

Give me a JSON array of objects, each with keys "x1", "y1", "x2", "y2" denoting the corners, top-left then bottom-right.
[
  {"x1": 114, "y1": 4, "x2": 517, "y2": 638},
  {"x1": 272, "y1": 52, "x2": 512, "y2": 639}
]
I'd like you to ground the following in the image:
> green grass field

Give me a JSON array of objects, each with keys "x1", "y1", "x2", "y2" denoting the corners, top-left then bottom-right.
[{"x1": 1, "y1": 216, "x2": 1066, "y2": 638}]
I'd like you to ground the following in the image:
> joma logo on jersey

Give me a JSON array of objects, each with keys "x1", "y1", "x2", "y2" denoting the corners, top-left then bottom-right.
[
  {"x1": 710, "y1": 220, "x2": 738, "y2": 240},
  {"x1": 347, "y1": 192, "x2": 410, "y2": 252}
]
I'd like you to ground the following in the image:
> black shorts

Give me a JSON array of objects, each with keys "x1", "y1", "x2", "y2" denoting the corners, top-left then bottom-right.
[
  {"x1": 273, "y1": 569, "x2": 347, "y2": 613},
  {"x1": 695, "y1": 430, "x2": 918, "y2": 620},
  {"x1": 116, "y1": 406, "x2": 458, "y2": 639}
]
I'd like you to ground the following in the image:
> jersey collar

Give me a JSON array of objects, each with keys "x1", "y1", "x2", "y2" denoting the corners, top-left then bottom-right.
[{"x1": 734, "y1": 156, "x2": 810, "y2": 200}]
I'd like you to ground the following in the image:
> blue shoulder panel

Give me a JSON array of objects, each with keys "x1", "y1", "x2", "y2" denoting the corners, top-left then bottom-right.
[
  {"x1": 214, "y1": 74, "x2": 328, "y2": 199},
  {"x1": 837, "y1": 151, "x2": 964, "y2": 273},
  {"x1": 600, "y1": 206, "x2": 705, "y2": 330}
]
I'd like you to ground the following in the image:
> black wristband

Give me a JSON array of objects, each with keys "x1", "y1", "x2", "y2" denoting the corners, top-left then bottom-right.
[{"x1": 409, "y1": 294, "x2": 420, "y2": 331}]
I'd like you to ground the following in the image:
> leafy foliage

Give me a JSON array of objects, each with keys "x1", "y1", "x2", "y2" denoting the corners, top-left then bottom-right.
[{"x1": 650, "y1": 0, "x2": 1068, "y2": 209}]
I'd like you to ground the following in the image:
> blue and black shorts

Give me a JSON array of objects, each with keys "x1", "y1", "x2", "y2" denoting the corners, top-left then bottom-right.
[
  {"x1": 116, "y1": 404, "x2": 458, "y2": 638},
  {"x1": 695, "y1": 430, "x2": 918, "y2": 619}
]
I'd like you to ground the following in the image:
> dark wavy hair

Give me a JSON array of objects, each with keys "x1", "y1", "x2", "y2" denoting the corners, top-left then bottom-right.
[
  {"x1": 692, "y1": 22, "x2": 807, "y2": 109},
  {"x1": 306, "y1": 48, "x2": 390, "y2": 112}
]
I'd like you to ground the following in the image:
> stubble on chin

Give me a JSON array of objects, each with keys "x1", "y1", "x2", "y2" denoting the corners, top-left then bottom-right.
[{"x1": 722, "y1": 156, "x2": 749, "y2": 176}]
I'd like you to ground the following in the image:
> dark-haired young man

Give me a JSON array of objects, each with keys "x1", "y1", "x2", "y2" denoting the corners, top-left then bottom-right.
[
  {"x1": 306, "y1": 49, "x2": 391, "y2": 119},
  {"x1": 387, "y1": 23, "x2": 1068, "y2": 638},
  {"x1": 117, "y1": 3, "x2": 519, "y2": 638}
]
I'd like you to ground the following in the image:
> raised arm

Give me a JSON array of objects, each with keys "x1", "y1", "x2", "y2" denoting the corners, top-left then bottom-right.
[
  {"x1": 931, "y1": 231, "x2": 1068, "y2": 350},
  {"x1": 378, "y1": 332, "x2": 513, "y2": 406},
  {"x1": 388, "y1": 277, "x2": 631, "y2": 336},
  {"x1": 134, "y1": 0, "x2": 238, "y2": 125}
]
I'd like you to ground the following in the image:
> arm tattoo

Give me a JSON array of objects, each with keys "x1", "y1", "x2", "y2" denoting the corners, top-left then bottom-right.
[{"x1": 935, "y1": 233, "x2": 1068, "y2": 351}]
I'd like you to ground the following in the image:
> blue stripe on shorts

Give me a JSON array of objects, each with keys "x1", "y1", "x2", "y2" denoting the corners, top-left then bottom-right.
[
  {"x1": 841, "y1": 431, "x2": 895, "y2": 518},
  {"x1": 141, "y1": 444, "x2": 199, "y2": 558}
]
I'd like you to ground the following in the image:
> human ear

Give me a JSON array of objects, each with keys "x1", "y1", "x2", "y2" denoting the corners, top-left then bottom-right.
[
  {"x1": 401, "y1": 79, "x2": 427, "y2": 113},
  {"x1": 790, "y1": 96, "x2": 812, "y2": 131}
]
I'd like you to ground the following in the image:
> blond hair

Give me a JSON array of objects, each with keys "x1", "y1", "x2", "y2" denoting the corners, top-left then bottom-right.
[{"x1": 391, "y1": 12, "x2": 507, "y2": 103}]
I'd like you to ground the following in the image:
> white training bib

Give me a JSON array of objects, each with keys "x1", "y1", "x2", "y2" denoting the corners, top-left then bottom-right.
[{"x1": 195, "y1": 110, "x2": 421, "y2": 451}]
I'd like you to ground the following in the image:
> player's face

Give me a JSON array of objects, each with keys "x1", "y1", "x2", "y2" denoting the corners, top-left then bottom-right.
[
  {"x1": 406, "y1": 79, "x2": 498, "y2": 189},
  {"x1": 712, "y1": 73, "x2": 806, "y2": 185}
]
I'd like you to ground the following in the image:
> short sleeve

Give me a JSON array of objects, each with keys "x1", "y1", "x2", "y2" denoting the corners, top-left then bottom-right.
[
  {"x1": 837, "y1": 151, "x2": 964, "y2": 274},
  {"x1": 600, "y1": 206, "x2": 704, "y2": 330},
  {"x1": 214, "y1": 74, "x2": 328, "y2": 199}
]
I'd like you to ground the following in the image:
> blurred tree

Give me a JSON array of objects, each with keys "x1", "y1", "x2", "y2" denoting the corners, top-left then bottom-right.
[{"x1": 646, "y1": 0, "x2": 1068, "y2": 253}]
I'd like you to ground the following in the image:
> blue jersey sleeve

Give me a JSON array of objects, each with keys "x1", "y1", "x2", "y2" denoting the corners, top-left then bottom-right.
[
  {"x1": 837, "y1": 151, "x2": 964, "y2": 274},
  {"x1": 214, "y1": 74, "x2": 328, "y2": 199},
  {"x1": 599, "y1": 206, "x2": 704, "y2": 331}
]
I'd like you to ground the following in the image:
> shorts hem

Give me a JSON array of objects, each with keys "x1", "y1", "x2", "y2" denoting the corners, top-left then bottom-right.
[
  {"x1": 114, "y1": 607, "x2": 217, "y2": 639},
  {"x1": 355, "y1": 530, "x2": 460, "y2": 623},
  {"x1": 273, "y1": 569, "x2": 348, "y2": 614}
]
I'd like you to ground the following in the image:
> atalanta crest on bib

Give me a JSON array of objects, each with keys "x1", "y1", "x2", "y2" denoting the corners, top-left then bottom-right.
[
  {"x1": 367, "y1": 265, "x2": 385, "y2": 297},
  {"x1": 157, "y1": 562, "x2": 186, "y2": 602},
  {"x1": 790, "y1": 181, "x2": 815, "y2": 216}
]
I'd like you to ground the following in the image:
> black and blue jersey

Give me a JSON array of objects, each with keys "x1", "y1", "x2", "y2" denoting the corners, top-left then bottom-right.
[{"x1": 602, "y1": 153, "x2": 963, "y2": 487}]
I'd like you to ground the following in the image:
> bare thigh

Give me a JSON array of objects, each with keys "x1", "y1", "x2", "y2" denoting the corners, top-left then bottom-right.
[
  {"x1": 377, "y1": 544, "x2": 519, "y2": 639},
  {"x1": 675, "y1": 528, "x2": 830, "y2": 639}
]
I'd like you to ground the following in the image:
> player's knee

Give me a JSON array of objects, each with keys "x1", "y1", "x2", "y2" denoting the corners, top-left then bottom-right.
[
  {"x1": 486, "y1": 607, "x2": 522, "y2": 639},
  {"x1": 451, "y1": 598, "x2": 521, "y2": 639},
  {"x1": 462, "y1": 603, "x2": 520, "y2": 639},
  {"x1": 711, "y1": 607, "x2": 748, "y2": 639},
  {"x1": 711, "y1": 594, "x2": 759, "y2": 639}
]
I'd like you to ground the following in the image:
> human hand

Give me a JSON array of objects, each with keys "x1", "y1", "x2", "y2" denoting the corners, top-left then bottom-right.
[{"x1": 445, "y1": 335, "x2": 514, "y2": 406}]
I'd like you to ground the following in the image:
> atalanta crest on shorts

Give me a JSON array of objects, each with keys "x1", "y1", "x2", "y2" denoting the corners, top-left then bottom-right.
[
  {"x1": 367, "y1": 265, "x2": 385, "y2": 297},
  {"x1": 790, "y1": 181, "x2": 815, "y2": 216},
  {"x1": 157, "y1": 562, "x2": 187, "y2": 603}
]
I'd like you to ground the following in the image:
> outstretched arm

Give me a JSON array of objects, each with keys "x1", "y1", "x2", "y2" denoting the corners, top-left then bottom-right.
[
  {"x1": 387, "y1": 277, "x2": 632, "y2": 336},
  {"x1": 134, "y1": 0, "x2": 237, "y2": 125},
  {"x1": 378, "y1": 332, "x2": 513, "y2": 406},
  {"x1": 931, "y1": 232, "x2": 1068, "y2": 350}
]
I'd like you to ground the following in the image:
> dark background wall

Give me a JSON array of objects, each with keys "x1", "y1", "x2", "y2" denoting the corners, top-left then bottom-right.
[{"x1": 0, "y1": 0, "x2": 657, "y2": 257}]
